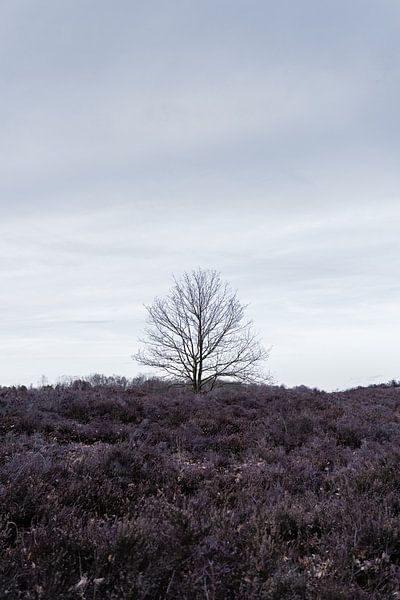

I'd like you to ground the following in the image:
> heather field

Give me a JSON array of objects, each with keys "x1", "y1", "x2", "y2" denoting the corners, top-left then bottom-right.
[{"x1": 1, "y1": 380, "x2": 400, "y2": 599}]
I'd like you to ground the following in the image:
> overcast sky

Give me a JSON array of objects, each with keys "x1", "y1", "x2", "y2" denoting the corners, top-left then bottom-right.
[{"x1": 1, "y1": 0, "x2": 400, "y2": 389}]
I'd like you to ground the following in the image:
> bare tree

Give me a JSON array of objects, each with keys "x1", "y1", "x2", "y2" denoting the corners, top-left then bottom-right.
[{"x1": 133, "y1": 268, "x2": 268, "y2": 393}]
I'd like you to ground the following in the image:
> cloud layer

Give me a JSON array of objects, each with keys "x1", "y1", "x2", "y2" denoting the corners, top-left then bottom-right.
[{"x1": 1, "y1": 0, "x2": 399, "y2": 388}]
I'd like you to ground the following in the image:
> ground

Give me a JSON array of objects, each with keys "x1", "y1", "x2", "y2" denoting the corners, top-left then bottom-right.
[{"x1": 1, "y1": 379, "x2": 400, "y2": 599}]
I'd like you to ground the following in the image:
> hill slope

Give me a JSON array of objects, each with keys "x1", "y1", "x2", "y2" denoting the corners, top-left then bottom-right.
[{"x1": 1, "y1": 382, "x2": 400, "y2": 599}]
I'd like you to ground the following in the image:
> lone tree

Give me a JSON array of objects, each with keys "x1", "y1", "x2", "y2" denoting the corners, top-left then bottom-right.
[{"x1": 133, "y1": 268, "x2": 268, "y2": 392}]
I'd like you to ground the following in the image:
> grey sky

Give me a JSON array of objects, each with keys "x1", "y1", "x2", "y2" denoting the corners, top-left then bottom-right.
[{"x1": 1, "y1": 0, "x2": 399, "y2": 389}]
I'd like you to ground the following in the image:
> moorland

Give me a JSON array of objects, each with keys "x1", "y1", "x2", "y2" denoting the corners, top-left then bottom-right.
[{"x1": 1, "y1": 378, "x2": 400, "y2": 599}]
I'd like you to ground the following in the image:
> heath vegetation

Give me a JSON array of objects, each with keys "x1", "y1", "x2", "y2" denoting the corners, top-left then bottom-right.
[{"x1": 1, "y1": 378, "x2": 400, "y2": 599}]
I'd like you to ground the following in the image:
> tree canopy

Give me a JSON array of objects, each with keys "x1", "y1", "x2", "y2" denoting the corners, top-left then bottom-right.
[{"x1": 134, "y1": 268, "x2": 268, "y2": 392}]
